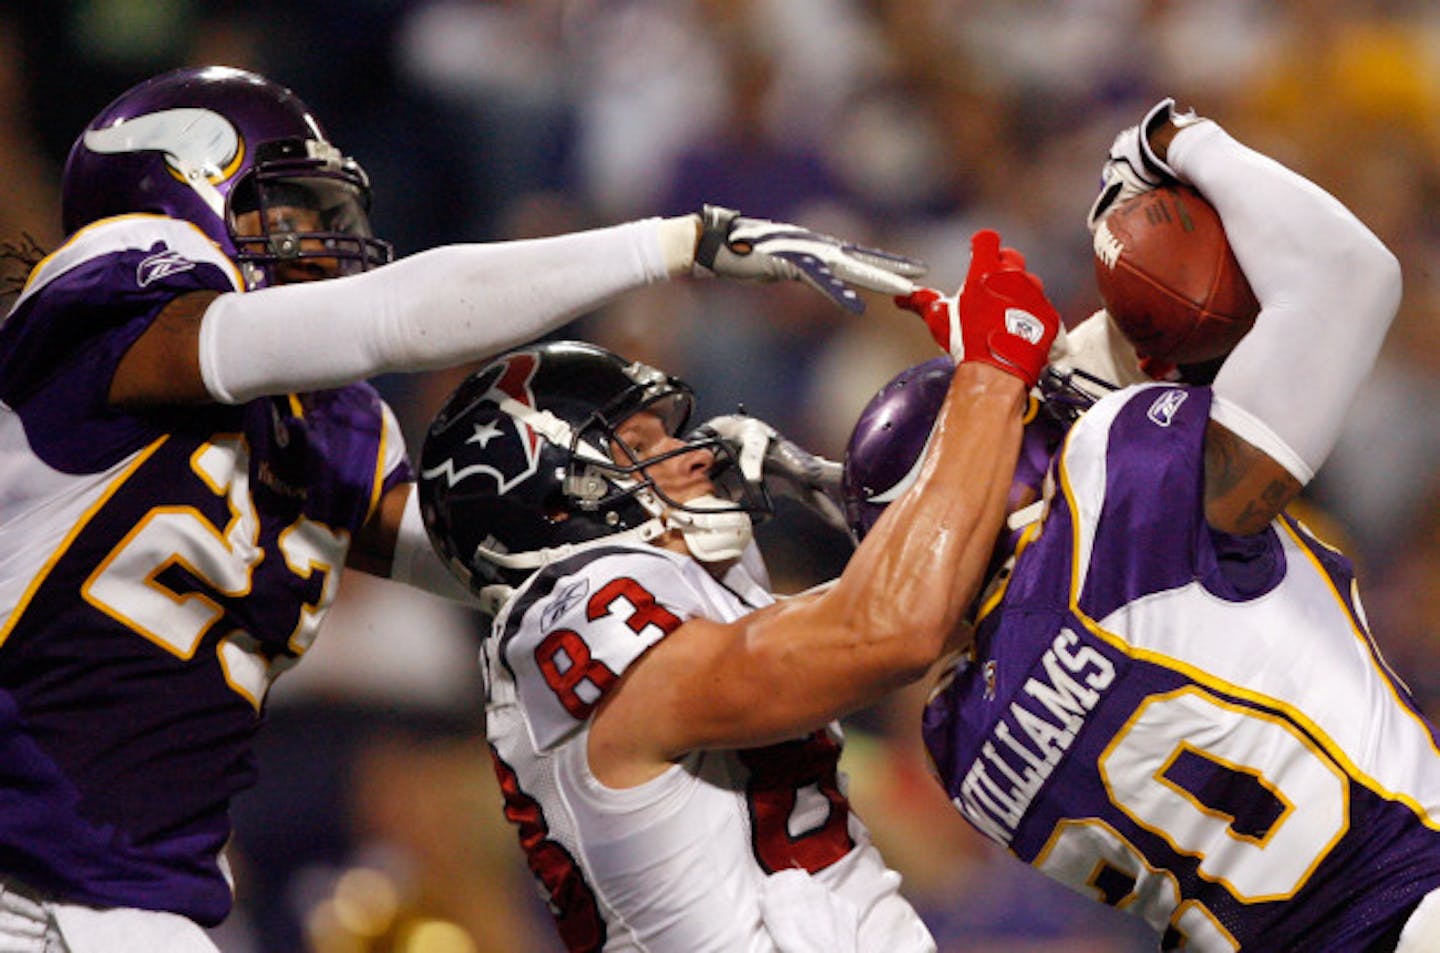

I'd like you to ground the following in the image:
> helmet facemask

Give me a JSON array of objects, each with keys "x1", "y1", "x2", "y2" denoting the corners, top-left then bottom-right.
[
  {"x1": 420, "y1": 342, "x2": 775, "y2": 600},
  {"x1": 564, "y1": 383, "x2": 772, "y2": 563},
  {"x1": 225, "y1": 138, "x2": 392, "y2": 287}
]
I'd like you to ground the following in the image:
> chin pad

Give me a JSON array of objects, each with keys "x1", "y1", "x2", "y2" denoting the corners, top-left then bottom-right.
[{"x1": 667, "y1": 495, "x2": 754, "y2": 563}]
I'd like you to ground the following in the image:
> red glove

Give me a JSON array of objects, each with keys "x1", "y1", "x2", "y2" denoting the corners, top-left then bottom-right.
[{"x1": 895, "y1": 230, "x2": 1061, "y2": 389}]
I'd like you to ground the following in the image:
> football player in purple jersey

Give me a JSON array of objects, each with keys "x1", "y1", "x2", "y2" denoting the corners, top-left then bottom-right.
[
  {"x1": 413, "y1": 228, "x2": 1061, "y2": 950},
  {"x1": 0, "y1": 64, "x2": 928, "y2": 950},
  {"x1": 844, "y1": 100, "x2": 1440, "y2": 951}
]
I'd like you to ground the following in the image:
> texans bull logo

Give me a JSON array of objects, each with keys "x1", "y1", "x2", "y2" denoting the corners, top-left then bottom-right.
[{"x1": 421, "y1": 351, "x2": 543, "y2": 493}]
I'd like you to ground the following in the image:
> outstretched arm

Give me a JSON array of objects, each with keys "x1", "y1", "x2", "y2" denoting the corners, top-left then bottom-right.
[
  {"x1": 589, "y1": 364, "x2": 1028, "y2": 786},
  {"x1": 110, "y1": 212, "x2": 922, "y2": 406},
  {"x1": 587, "y1": 230, "x2": 1059, "y2": 787}
]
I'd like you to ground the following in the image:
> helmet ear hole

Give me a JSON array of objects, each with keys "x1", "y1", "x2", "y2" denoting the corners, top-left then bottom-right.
[
  {"x1": 540, "y1": 492, "x2": 571, "y2": 524},
  {"x1": 229, "y1": 175, "x2": 259, "y2": 215}
]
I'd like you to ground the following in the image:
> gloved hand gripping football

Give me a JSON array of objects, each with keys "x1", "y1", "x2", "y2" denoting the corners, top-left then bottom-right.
[
  {"x1": 693, "y1": 205, "x2": 926, "y2": 313},
  {"x1": 895, "y1": 229, "x2": 1061, "y2": 390},
  {"x1": 1085, "y1": 97, "x2": 1210, "y2": 233}
]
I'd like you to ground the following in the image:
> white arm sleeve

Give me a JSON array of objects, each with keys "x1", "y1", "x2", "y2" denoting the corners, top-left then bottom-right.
[
  {"x1": 198, "y1": 217, "x2": 688, "y2": 404},
  {"x1": 389, "y1": 486, "x2": 486, "y2": 606},
  {"x1": 1165, "y1": 122, "x2": 1402, "y2": 483}
]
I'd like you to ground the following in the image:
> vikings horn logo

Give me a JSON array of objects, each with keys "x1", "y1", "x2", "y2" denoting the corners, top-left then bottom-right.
[
  {"x1": 421, "y1": 351, "x2": 542, "y2": 493},
  {"x1": 84, "y1": 107, "x2": 244, "y2": 185},
  {"x1": 84, "y1": 107, "x2": 244, "y2": 219},
  {"x1": 864, "y1": 423, "x2": 937, "y2": 506}
]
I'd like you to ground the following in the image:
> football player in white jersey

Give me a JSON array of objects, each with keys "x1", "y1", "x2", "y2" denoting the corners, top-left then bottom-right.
[
  {"x1": 0, "y1": 65, "x2": 925, "y2": 951},
  {"x1": 414, "y1": 226, "x2": 1064, "y2": 950},
  {"x1": 844, "y1": 101, "x2": 1440, "y2": 951}
]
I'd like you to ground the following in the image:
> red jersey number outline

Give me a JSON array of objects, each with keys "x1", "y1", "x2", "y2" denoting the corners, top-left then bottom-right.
[
  {"x1": 741, "y1": 730, "x2": 856, "y2": 874},
  {"x1": 491, "y1": 747, "x2": 606, "y2": 953},
  {"x1": 534, "y1": 576, "x2": 681, "y2": 718},
  {"x1": 537, "y1": 575, "x2": 856, "y2": 875}
]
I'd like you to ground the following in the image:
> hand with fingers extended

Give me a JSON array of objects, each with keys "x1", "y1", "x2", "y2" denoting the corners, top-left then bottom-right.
[
  {"x1": 691, "y1": 412, "x2": 849, "y2": 534},
  {"x1": 895, "y1": 229, "x2": 1061, "y2": 389},
  {"x1": 692, "y1": 204, "x2": 926, "y2": 313}
]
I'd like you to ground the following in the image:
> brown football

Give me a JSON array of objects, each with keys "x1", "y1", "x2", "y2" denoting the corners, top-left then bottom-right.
[{"x1": 1092, "y1": 184, "x2": 1259, "y2": 365}]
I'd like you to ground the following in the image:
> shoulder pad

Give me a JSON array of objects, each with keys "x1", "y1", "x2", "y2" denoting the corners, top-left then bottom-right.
[{"x1": 499, "y1": 545, "x2": 702, "y2": 752}]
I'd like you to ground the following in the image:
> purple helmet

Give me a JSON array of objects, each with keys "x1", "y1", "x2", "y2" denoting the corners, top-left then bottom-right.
[
  {"x1": 61, "y1": 65, "x2": 392, "y2": 289},
  {"x1": 842, "y1": 357, "x2": 1078, "y2": 541}
]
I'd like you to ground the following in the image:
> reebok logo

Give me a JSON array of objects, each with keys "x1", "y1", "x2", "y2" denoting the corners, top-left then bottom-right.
[
  {"x1": 541, "y1": 578, "x2": 591, "y2": 631},
  {"x1": 1147, "y1": 388, "x2": 1188, "y2": 427},
  {"x1": 137, "y1": 248, "x2": 196, "y2": 286}
]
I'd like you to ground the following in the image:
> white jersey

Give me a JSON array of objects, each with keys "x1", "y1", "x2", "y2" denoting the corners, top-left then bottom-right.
[{"x1": 483, "y1": 542, "x2": 935, "y2": 952}]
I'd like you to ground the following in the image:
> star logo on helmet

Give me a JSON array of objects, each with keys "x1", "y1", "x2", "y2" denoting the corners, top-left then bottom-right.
[
  {"x1": 466, "y1": 420, "x2": 504, "y2": 448},
  {"x1": 420, "y1": 350, "x2": 545, "y2": 493},
  {"x1": 482, "y1": 352, "x2": 541, "y2": 459}
]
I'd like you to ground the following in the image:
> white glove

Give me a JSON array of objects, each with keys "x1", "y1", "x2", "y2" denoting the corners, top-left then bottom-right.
[
  {"x1": 693, "y1": 205, "x2": 926, "y2": 313},
  {"x1": 1086, "y1": 98, "x2": 1209, "y2": 233},
  {"x1": 0, "y1": 878, "x2": 48, "y2": 945},
  {"x1": 694, "y1": 413, "x2": 848, "y2": 533}
]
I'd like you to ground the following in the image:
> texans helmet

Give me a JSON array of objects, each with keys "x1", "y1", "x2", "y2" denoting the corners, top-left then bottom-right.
[
  {"x1": 418, "y1": 341, "x2": 771, "y2": 592},
  {"x1": 842, "y1": 357, "x2": 1084, "y2": 542},
  {"x1": 61, "y1": 65, "x2": 392, "y2": 289}
]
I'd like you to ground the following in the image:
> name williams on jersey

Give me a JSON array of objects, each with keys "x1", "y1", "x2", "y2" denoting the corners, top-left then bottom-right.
[{"x1": 951, "y1": 628, "x2": 1115, "y2": 844}]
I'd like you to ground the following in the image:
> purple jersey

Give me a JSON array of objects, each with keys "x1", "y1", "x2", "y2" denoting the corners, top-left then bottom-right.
[
  {"x1": 924, "y1": 383, "x2": 1440, "y2": 951},
  {"x1": 0, "y1": 216, "x2": 410, "y2": 924}
]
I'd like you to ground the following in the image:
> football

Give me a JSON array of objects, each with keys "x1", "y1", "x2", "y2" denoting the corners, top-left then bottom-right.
[{"x1": 1092, "y1": 184, "x2": 1259, "y2": 365}]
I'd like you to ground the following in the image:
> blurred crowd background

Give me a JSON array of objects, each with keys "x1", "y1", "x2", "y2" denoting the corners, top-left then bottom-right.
[{"x1": 3, "y1": 1, "x2": 1440, "y2": 951}]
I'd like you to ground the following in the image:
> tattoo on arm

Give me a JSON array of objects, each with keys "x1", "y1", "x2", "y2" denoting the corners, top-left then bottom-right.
[{"x1": 1203, "y1": 420, "x2": 1301, "y2": 536}]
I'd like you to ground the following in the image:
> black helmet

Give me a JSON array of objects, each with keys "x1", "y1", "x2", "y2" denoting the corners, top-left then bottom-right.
[{"x1": 418, "y1": 341, "x2": 770, "y2": 592}]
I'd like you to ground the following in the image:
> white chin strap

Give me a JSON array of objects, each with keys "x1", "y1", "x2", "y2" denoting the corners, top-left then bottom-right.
[
  {"x1": 493, "y1": 397, "x2": 753, "y2": 564},
  {"x1": 663, "y1": 494, "x2": 754, "y2": 564},
  {"x1": 472, "y1": 491, "x2": 749, "y2": 578},
  {"x1": 473, "y1": 504, "x2": 753, "y2": 617}
]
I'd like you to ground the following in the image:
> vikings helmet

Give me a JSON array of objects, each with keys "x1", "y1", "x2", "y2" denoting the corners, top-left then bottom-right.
[
  {"x1": 61, "y1": 65, "x2": 392, "y2": 289},
  {"x1": 418, "y1": 341, "x2": 771, "y2": 592},
  {"x1": 842, "y1": 357, "x2": 1085, "y2": 541}
]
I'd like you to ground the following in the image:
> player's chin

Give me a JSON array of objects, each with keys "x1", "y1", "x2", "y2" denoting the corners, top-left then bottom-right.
[
  {"x1": 275, "y1": 258, "x2": 344, "y2": 283},
  {"x1": 673, "y1": 481, "x2": 722, "y2": 506}
]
